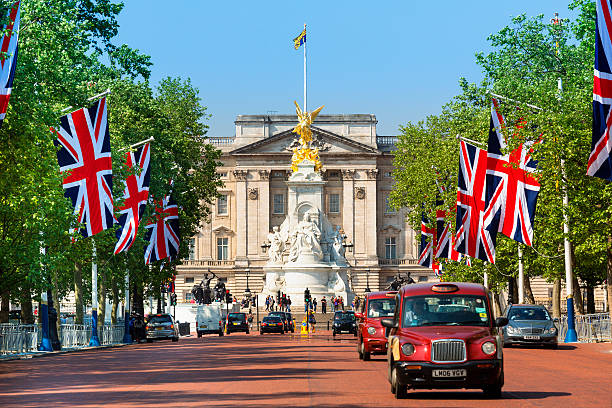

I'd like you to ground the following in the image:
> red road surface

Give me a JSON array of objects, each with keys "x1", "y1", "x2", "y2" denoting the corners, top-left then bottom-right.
[{"x1": 1, "y1": 332, "x2": 611, "y2": 407}]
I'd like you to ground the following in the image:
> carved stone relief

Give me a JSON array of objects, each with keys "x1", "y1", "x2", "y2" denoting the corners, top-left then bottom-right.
[
  {"x1": 366, "y1": 169, "x2": 379, "y2": 180},
  {"x1": 354, "y1": 187, "x2": 366, "y2": 199},
  {"x1": 233, "y1": 169, "x2": 248, "y2": 181},
  {"x1": 341, "y1": 169, "x2": 355, "y2": 180},
  {"x1": 258, "y1": 170, "x2": 270, "y2": 180},
  {"x1": 248, "y1": 188, "x2": 259, "y2": 200}
]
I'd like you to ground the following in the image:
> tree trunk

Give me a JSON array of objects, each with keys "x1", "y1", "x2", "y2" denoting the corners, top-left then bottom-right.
[
  {"x1": 20, "y1": 285, "x2": 34, "y2": 324},
  {"x1": 111, "y1": 274, "x2": 119, "y2": 325},
  {"x1": 52, "y1": 270, "x2": 61, "y2": 331},
  {"x1": 572, "y1": 274, "x2": 584, "y2": 315},
  {"x1": 585, "y1": 285, "x2": 595, "y2": 314},
  {"x1": 0, "y1": 289, "x2": 9, "y2": 323},
  {"x1": 524, "y1": 276, "x2": 536, "y2": 304},
  {"x1": 492, "y1": 291, "x2": 503, "y2": 318},
  {"x1": 74, "y1": 262, "x2": 84, "y2": 324},
  {"x1": 133, "y1": 280, "x2": 144, "y2": 317},
  {"x1": 552, "y1": 279, "x2": 561, "y2": 318}
]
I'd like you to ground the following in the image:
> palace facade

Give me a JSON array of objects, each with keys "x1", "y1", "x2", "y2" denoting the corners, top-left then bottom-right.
[{"x1": 174, "y1": 114, "x2": 429, "y2": 302}]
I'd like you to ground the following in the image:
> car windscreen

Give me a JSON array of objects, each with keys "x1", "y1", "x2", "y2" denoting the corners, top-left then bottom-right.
[
  {"x1": 401, "y1": 295, "x2": 490, "y2": 328},
  {"x1": 367, "y1": 298, "x2": 396, "y2": 318},
  {"x1": 508, "y1": 307, "x2": 550, "y2": 321},
  {"x1": 335, "y1": 313, "x2": 355, "y2": 321},
  {"x1": 228, "y1": 313, "x2": 246, "y2": 322},
  {"x1": 147, "y1": 315, "x2": 172, "y2": 324}
]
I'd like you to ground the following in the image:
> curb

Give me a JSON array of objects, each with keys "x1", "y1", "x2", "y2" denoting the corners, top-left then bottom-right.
[{"x1": 0, "y1": 343, "x2": 130, "y2": 362}]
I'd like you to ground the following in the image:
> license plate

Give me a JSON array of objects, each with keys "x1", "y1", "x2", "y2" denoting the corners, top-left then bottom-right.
[
  {"x1": 524, "y1": 335, "x2": 540, "y2": 340},
  {"x1": 201, "y1": 325, "x2": 207, "y2": 328},
  {"x1": 432, "y1": 369, "x2": 466, "y2": 378},
  {"x1": 156, "y1": 327, "x2": 163, "y2": 331},
  {"x1": 233, "y1": 322, "x2": 239, "y2": 325}
]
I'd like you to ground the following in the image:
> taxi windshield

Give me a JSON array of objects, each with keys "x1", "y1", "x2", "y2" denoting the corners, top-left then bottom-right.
[
  {"x1": 401, "y1": 295, "x2": 490, "y2": 328},
  {"x1": 367, "y1": 298, "x2": 396, "y2": 318}
]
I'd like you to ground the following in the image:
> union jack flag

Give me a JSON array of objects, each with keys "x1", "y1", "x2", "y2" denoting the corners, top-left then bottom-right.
[
  {"x1": 588, "y1": 0, "x2": 612, "y2": 181},
  {"x1": 114, "y1": 143, "x2": 151, "y2": 254},
  {"x1": 483, "y1": 98, "x2": 540, "y2": 246},
  {"x1": 52, "y1": 98, "x2": 113, "y2": 238},
  {"x1": 418, "y1": 213, "x2": 434, "y2": 268},
  {"x1": 454, "y1": 140, "x2": 497, "y2": 262},
  {"x1": 144, "y1": 191, "x2": 180, "y2": 265},
  {"x1": 0, "y1": 1, "x2": 20, "y2": 128}
]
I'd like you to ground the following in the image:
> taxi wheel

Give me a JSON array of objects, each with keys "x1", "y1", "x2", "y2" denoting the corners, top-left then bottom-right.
[
  {"x1": 172, "y1": 337, "x2": 178, "y2": 342},
  {"x1": 391, "y1": 366, "x2": 408, "y2": 399},
  {"x1": 246, "y1": 329, "x2": 250, "y2": 335},
  {"x1": 260, "y1": 331, "x2": 264, "y2": 335},
  {"x1": 363, "y1": 350, "x2": 371, "y2": 361},
  {"x1": 358, "y1": 341, "x2": 364, "y2": 360},
  {"x1": 219, "y1": 331, "x2": 224, "y2": 337},
  {"x1": 332, "y1": 330, "x2": 336, "y2": 337},
  {"x1": 197, "y1": 332, "x2": 202, "y2": 338}
]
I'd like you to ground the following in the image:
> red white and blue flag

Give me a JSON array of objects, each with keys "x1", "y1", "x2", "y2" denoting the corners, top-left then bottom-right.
[
  {"x1": 0, "y1": 1, "x2": 20, "y2": 128},
  {"x1": 114, "y1": 143, "x2": 151, "y2": 254},
  {"x1": 144, "y1": 191, "x2": 180, "y2": 264},
  {"x1": 484, "y1": 98, "x2": 540, "y2": 246},
  {"x1": 52, "y1": 98, "x2": 113, "y2": 238},
  {"x1": 454, "y1": 140, "x2": 497, "y2": 263},
  {"x1": 418, "y1": 213, "x2": 434, "y2": 268},
  {"x1": 588, "y1": 0, "x2": 612, "y2": 181}
]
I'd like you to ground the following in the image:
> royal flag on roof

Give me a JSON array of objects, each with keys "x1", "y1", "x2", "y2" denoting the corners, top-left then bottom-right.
[
  {"x1": 144, "y1": 191, "x2": 180, "y2": 265},
  {"x1": 588, "y1": 0, "x2": 612, "y2": 181},
  {"x1": 114, "y1": 143, "x2": 151, "y2": 254},
  {"x1": 454, "y1": 140, "x2": 497, "y2": 263},
  {"x1": 293, "y1": 26, "x2": 306, "y2": 50},
  {"x1": 0, "y1": 1, "x2": 20, "y2": 128},
  {"x1": 484, "y1": 98, "x2": 540, "y2": 246},
  {"x1": 52, "y1": 98, "x2": 113, "y2": 238}
]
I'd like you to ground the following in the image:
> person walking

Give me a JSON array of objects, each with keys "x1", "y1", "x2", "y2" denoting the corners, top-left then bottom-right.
[
  {"x1": 313, "y1": 298, "x2": 317, "y2": 312},
  {"x1": 265, "y1": 296, "x2": 270, "y2": 311},
  {"x1": 340, "y1": 296, "x2": 345, "y2": 311},
  {"x1": 270, "y1": 296, "x2": 275, "y2": 312},
  {"x1": 247, "y1": 309, "x2": 254, "y2": 331},
  {"x1": 287, "y1": 296, "x2": 292, "y2": 312},
  {"x1": 321, "y1": 297, "x2": 327, "y2": 314}
]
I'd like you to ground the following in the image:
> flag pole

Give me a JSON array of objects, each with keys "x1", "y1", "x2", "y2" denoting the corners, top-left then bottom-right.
[
  {"x1": 518, "y1": 244, "x2": 524, "y2": 304},
  {"x1": 303, "y1": 23, "x2": 307, "y2": 112}
]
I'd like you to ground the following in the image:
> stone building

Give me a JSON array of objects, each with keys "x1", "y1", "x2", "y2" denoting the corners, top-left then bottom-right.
[{"x1": 174, "y1": 114, "x2": 429, "y2": 302}]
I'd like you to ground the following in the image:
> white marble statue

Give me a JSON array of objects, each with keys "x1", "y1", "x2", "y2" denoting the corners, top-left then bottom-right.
[
  {"x1": 266, "y1": 226, "x2": 284, "y2": 264},
  {"x1": 288, "y1": 208, "x2": 323, "y2": 262},
  {"x1": 331, "y1": 225, "x2": 346, "y2": 262},
  {"x1": 328, "y1": 271, "x2": 346, "y2": 293}
]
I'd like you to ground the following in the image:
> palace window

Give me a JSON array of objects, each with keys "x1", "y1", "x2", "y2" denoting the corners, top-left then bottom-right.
[
  {"x1": 217, "y1": 194, "x2": 228, "y2": 215},
  {"x1": 328, "y1": 171, "x2": 340, "y2": 178},
  {"x1": 273, "y1": 194, "x2": 285, "y2": 214},
  {"x1": 185, "y1": 292, "x2": 194, "y2": 302},
  {"x1": 217, "y1": 237, "x2": 229, "y2": 260},
  {"x1": 188, "y1": 238, "x2": 196, "y2": 260},
  {"x1": 385, "y1": 237, "x2": 397, "y2": 259},
  {"x1": 185, "y1": 277, "x2": 194, "y2": 284},
  {"x1": 217, "y1": 172, "x2": 228, "y2": 178},
  {"x1": 384, "y1": 195, "x2": 396, "y2": 214},
  {"x1": 329, "y1": 194, "x2": 340, "y2": 213}
]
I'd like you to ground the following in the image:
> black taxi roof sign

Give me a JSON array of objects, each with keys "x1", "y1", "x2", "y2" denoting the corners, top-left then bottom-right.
[{"x1": 431, "y1": 283, "x2": 460, "y2": 293}]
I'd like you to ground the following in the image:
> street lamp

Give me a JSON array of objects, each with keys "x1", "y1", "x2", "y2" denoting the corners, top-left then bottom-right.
[
  {"x1": 261, "y1": 240, "x2": 271, "y2": 253},
  {"x1": 342, "y1": 241, "x2": 354, "y2": 253},
  {"x1": 365, "y1": 269, "x2": 371, "y2": 293},
  {"x1": 244, "y1": 268, "x2": 251, "y2": 298}
]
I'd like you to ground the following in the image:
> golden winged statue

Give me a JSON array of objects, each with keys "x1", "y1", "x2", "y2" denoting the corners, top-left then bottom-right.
[{"x1": 291, "y1": 101, "x2": 324, "y2": 172}]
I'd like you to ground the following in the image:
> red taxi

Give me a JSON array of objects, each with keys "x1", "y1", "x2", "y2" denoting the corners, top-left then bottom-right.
[
  {"x1": 382, "y1": 282, "x2": 508, "y2": 399},
  {"x1": 355, "y1": 291, "x2": 397, "y2": 361}
]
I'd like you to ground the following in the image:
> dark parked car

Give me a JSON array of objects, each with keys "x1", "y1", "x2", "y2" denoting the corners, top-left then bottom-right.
[
  {"x1": 332, "y1": 311, "x2": 357, "y2": 336},
  {"x1": 145, "y1": 314, "x2": 179, "y2": 342},
  {"x1": 260, "y1": 316, "x2": 285, "y2": 334},
  {"x1": 502, "y1": 304, "x2": 558, "y2": 348},
  {"x1": 268, "y1": 311, "x2": 294, "y2": 332},
  {"x1": 225, "y1": 312, "x2": 249, "y2": 335}
]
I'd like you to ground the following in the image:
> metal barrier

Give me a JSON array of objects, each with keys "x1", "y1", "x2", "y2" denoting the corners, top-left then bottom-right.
[
  {"x1": 556, "y1": 313, "x2": 611, "y2": 343},
  {"x1": 1, "y1": 323, "x2": 125, "y2": 355},
  {"x1": 0, "y1": 324, "x2": 40, "y2": 355}
]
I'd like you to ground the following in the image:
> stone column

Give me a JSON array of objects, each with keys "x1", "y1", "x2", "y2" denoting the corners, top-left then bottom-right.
[
  {"x1": 365, "y1": 169, "x2": 378, "y2": 262},
  {"x1": 258, "y1": 170, "x2": 270, "y2": 258},
  {"x1": 233, "y1": 170, "x2": 248, "y2": 265},
  {"x1": 341, "y1": 170, "x2": 355, "y2": 259}
]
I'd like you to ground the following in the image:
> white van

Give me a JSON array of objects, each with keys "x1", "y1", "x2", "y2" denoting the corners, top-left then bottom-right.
[{"x1": 196, "y1": 304, "x2": 224, "y2": 337}]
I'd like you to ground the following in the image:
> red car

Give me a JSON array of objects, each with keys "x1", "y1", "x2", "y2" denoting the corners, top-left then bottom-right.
[
  {"x1": 382, "y1": 282, "x2": 508, "y2": 399},
  {"x1": 355, "y1": 291, "x2": 397, "y2": 360}
]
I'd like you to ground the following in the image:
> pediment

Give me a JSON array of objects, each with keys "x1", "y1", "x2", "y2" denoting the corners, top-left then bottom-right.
[
  {"x1": 229, "y1": 127, "x2": 380, "y2": 156},
  {"x1": 379, "y1": 224, "x2": 402, "y2": 234},
  {"x1": 212, "y1": 226, "x2": 234, "y2": 236}
]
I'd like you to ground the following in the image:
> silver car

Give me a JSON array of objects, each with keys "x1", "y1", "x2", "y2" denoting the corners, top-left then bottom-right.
[
  {"x1": 502, "y1": 304, "x2": 557, "y2": 348},
  {"x1": 146, "y1": 314, "x2": 179, "y2": 342}
]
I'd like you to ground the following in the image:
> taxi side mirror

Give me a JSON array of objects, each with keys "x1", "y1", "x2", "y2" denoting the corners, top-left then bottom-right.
[
  {"x1": 381, "y1": 318, "x2": 398, "y2": 329},
  {"x1": 494, "y1": 317, "x2": 509, "y2": 327}
]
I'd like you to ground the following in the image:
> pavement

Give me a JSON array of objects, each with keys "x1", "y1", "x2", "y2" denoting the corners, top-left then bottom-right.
[{"x1": 0, "y1": 331, "x2": 611, "y2": 407}]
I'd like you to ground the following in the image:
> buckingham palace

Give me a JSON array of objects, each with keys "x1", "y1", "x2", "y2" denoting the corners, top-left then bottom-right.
[{"x1": 174, "y1": 113, "x2": 432, "y2": 303}]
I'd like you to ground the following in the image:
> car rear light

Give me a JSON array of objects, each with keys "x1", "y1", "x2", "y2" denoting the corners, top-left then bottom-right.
[{"x1": 170, "y1": 324, "x2": 174, "y2": 329}]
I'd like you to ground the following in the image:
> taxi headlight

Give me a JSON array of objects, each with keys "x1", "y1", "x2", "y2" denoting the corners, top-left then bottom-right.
[
  {"x1": 367, "y1": 327, "x2": 377, "y2": 335},
  {"x1": 401, "y1": 342, "x2": 415, "y2": 356},
  {"x1": 481, "y1": 341, "x2": 496, "y2": 355},
  {"x1": 506, "y1": 325, "x2": 516, "y2": 335},
  {"x1": 548, "y1": 326, "x2": 557, "y2": 335}
]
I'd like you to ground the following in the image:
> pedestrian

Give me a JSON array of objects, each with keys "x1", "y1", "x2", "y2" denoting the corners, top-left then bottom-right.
[
  {"x1": 321, "y1": 297, "x2": 327, "y2": 314},
  {"x1": 340, "y1": 296, "x2": 345, "y2": 311},
  {"x1": 287, "y1": 296, "x2": 292, "y2": 312},
  {"x1": 133, "y1": 314, "x2": 144, "y2": 343},
  {"x1": 265, "y1": 296, "x2": 270, "y2": 311},
  {"x1": 128, "y1": 313, "x2": 135, "y2": 341},
  {"x1": 270, "y1": 297, "x2": 275, "y2": 312},
  {"x1": 313, "y1": 298, "x2": 317, "y2": 312},
  {"x1": 247, "y1": 309, "x2": 254, "y2": 331}
]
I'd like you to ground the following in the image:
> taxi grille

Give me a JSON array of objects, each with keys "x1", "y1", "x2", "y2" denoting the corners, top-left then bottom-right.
[
  {"x1": 431, "y1": 340, "x2": 466, "y2": 363},
  {"x1": 521, "y1": 327, "x2": 544, "y2": 335}
]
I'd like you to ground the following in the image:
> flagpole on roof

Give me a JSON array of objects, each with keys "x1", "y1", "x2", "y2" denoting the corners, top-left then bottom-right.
[{"x1": 303, "y1": 23, "x2": 307, "y2": 112}]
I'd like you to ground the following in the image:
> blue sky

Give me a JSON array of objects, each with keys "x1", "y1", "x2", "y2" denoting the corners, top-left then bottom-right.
[{"x1": 115, "y1": 1, "x2": 577, "y2": 137}]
